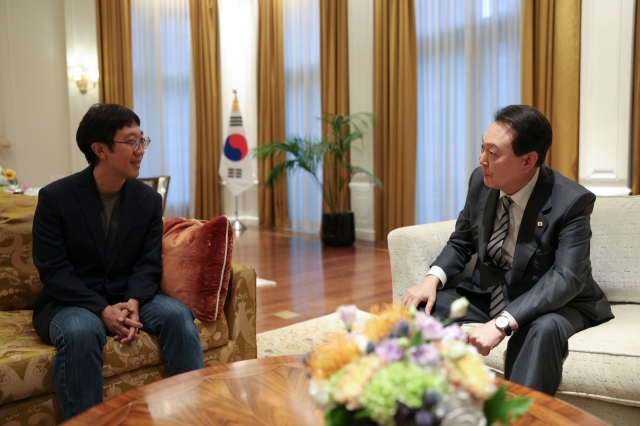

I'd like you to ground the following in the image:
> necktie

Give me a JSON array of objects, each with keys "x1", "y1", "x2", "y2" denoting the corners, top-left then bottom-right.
[
  {"x1": 488, "y1": 196, "x2": 513, "y2": 269},
  {"x1": 488, "y1": 196, "x2": 512, "y2": 318}
]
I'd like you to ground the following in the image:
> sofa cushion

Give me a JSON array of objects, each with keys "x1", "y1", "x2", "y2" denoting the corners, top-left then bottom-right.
[
  {"x1": 102, "y1": 340, "x2": 237, "y2": 402},
  {"x1": 0, "y1": 309, "x2": 229, "y2": 405},
  {"x1": 0, "y1": 193, "x2": 41, "y2": 310},
  {"x1": 102, "y1": 315, "x2": 229, "y2": 377},
  {"x1": 465, "y1": 304, "x2": 640, "y2": 407},
  {"x1": 559, "y1": 304, "x2": 640, "y2": 406},
  {"x1": 0, "y1": 392, "x2": 62, "y2": 426},
  {"x1": 161, "y1": 217, "x2": 233, "y2": 321},
  {"x1": 590, "y1": 196, "x2": 640, "y2": 303},
  {"x1": 0, "y1": 310, "x2": 54, "y2": 405}
]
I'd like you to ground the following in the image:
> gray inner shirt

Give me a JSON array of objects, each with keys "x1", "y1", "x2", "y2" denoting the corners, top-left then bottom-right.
[{"x1": 99, "y1": 190, "x2": 123, "y2": 254}]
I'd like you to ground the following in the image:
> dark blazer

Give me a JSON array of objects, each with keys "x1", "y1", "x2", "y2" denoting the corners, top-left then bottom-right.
[
  {"x1": 32, "y1": 167, "x2": 163, "y2": 345},
  {"x1": 434, "y1": 165, "x2": 614, "y2": 327}
]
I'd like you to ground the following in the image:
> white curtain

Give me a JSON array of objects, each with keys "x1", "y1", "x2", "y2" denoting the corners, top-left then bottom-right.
[
  {"x1": 415, "y1": 0, "x2": 521, "y2": 224},
  {"x1": 218, "y1": 0, "x2": 259, "y2": 220},
  {"x1": 283, "y1": 0, "x2": 323, "y2": 233},
  {"x1": 131, "y1": 0, "x2": 192, "y2": 219}
]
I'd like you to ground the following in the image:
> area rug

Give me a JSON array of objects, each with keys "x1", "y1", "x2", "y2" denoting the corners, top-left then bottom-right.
[{"x1": 256, "y1": 310, "x2": 371, "y2": 358}]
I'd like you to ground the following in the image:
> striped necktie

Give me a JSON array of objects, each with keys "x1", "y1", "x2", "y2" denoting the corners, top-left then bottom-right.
[{"x1": 488, "y1": 196, "x2": 512, "y2": 318}]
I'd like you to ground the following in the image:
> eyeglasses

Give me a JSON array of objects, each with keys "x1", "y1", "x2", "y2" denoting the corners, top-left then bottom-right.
[{"x1": 110, "y1": 137, "x2": 151, "y2": 151}]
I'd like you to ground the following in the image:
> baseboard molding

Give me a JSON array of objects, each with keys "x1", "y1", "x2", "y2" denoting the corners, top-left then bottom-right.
[
  {"x1": 355, "y1": 228, "x2": 375, "y2": 242},
  {"x1": 229, "y1": 215, "x2": 259, "y2": 227},
  {"x1": 229, "y1": 215, "x2": 375, "y2": 243}
]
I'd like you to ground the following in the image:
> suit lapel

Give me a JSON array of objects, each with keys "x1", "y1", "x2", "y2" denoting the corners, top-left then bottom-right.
[
  {"x1": 75, "y1": 167, "x2": 108, "y2": 269},
  {"x1": 480, "y1": 188, "x2": 500, "y2": 262},
  {"x1": 506, "y1": 166, "x2": 554, "y2": 285},
  {"x1": 106, "y1": 180, "x2": 140, "y2": 273}
]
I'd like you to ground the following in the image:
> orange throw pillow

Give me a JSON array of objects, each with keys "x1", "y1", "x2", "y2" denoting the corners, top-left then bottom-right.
[{"x1": 161, "y1": 216, "x2": 233, "y2": 321}]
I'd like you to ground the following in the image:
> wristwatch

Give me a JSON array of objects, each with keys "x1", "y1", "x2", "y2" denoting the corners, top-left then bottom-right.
[{"x1": 495, "y1": 315, "x2": 512, "y2": 336}]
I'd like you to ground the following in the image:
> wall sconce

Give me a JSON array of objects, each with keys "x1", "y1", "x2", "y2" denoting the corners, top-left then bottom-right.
[{"x1": 70, "y1": 67, "x2": 99, "y2": 94}]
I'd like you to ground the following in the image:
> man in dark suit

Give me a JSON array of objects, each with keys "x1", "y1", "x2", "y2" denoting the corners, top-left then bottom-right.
[
  {"x1": 402, "y1": 105, "x2": 613, "y2": 395},
  {"x1": 32, "y1": 104, "x2": 204, "y2": 419}
]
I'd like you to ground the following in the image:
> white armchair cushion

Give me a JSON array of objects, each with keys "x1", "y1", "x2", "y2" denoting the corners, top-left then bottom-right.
[{"x1": 476, "y1": 304, "x2": 640, "y2": 407}]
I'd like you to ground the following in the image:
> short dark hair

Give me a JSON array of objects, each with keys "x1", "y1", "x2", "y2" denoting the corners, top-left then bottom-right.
[
  {"x1": 76, "y1": 103, "x2": 141, "y2": 166},
  {"x1": 494, "y1": 105, "x2": 552, "y2": 167}
]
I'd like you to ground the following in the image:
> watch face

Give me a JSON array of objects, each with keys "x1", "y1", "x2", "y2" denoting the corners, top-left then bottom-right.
[{"x1": 496, "y1": 316, "x2": 509, "y2": 328}]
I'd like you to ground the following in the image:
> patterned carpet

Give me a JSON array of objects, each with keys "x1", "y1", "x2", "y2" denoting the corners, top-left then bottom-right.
[{"x1": 256, "y1": 310, "x2": 371, "y2": 358}]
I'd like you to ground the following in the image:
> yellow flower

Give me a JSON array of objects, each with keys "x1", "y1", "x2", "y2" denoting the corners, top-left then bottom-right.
[
  {"x1": 333, "y1": 354, "x2": 384, "y2": 410},
  {"x1": 304, "y1": 333, "x2": 361, "y2": 380},
  {"x1": 363, "y1": 303, "x2": 411, "y2": 342},
  {"x1": 437, "y1": 341, "x2": 495, "y2": 400},
  {"x1": 3, "y1": 169, "x2": 16, "y2": 181}
]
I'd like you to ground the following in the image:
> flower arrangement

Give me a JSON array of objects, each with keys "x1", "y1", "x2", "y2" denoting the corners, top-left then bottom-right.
[
  {"x1": 1, "y1": 168, "x2": 24, "y2": 193},
  {"x1": 2, "y1": 169, "x2": 16, "y2": 185},
  {"x1": 303, "y1": 300, "x2": 533, "y2": 426}
]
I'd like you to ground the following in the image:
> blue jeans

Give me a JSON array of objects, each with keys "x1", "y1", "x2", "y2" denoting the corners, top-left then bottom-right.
[{"x1": 49, "y1": 294, "x2": 204, "y2": 419}]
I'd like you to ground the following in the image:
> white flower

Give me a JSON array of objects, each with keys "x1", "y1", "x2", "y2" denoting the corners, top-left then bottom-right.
[
  {"x1": 352, "y1": 334, "x2": 369, "y2": 355},
  {"x1": 447, "y1": 341, "x2": 468, "y2": 360},
  {"x1": 308, "y1": 378, "x2": 334, "y2": 411},
  {"x1": 450, "y1": 297, "x2": 469, "y2": 320},
  {"x1": 439, "y1": 389, "x2": 487, "y2": 426},
  {"x1": 336, "y1": 305, "x2": 358, "y2": 331},
  {"x1": 442, "y1": 407, "x2": 487, "y2": 426}
]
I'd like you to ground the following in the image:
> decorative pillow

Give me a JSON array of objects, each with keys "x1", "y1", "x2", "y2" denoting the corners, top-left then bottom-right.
[
  {"x1": 161, "y1": 216, "x2": 233, "y2": 321},
  {"x1": 0, "y1": 192, "x2": 41, "y2": 310}
]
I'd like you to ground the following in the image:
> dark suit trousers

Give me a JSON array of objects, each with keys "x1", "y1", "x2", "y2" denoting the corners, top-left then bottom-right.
[{"x1": 429, "y1": 286, "x2": 589, "y2": 395}]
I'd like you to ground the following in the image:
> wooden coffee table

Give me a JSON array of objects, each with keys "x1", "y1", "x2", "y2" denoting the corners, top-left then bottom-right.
[{"x1": 64, "y1": 355, "x2": 607, "y2": 425}]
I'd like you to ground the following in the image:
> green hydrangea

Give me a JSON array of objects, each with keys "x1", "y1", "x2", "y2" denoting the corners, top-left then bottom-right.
[
  {"x1": 326, "y1": 369, "x2": 345, "y2": 403},
  {"x1": 360, "y1": 361, "x2": 446, "y2": 426}
]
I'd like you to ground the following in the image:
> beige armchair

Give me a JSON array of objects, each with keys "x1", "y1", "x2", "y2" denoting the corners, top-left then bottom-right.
[{"x1": 388, "y1": 195, "x2": 640, "y2": 425}]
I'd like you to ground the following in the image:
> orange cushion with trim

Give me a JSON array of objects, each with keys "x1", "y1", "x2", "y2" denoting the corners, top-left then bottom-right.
[{"x1": 161, "y1": 217, "x2": 232, "y2": 321}]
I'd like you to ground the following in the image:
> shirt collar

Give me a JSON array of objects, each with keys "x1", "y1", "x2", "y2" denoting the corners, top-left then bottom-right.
[{"x1": 500, "y1": 167, "x2": 540, "y2": 210}]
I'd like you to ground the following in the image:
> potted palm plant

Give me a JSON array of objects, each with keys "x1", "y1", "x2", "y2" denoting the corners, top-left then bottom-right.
[{"x1": 254, "y1": 112, "x2": 382, "y2": 246}]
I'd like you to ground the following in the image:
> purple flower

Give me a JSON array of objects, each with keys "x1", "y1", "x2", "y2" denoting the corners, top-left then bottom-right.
[
  {"x1": 408, "y1": 344, "x2": 441, "y2": 367},
  {"x1": 336, "y1": 305, "x2": 358, "y2": 331},
  {"x1": 414, "y1": 311, "x2": 444, "y2": 341},
  {"x1": 375, "y1": 339, "x2": 405, "y2": 362},
  {"x1": 441, "y1": 323, "x2": 464, "y2": 341}
]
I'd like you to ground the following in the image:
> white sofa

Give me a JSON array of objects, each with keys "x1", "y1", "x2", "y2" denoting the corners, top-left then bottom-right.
[{"x1": 388, "y1": 195, "x2": 640, "y2": 426}]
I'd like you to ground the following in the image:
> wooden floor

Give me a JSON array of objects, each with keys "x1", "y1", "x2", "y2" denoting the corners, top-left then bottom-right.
[{"x1": 232, "y1": 226, "x2": 393, "y2": 333}]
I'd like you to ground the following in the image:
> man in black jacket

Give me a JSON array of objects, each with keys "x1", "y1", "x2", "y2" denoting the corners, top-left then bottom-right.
[
  {"x1": 33, "y1": 104, "x2": 204, "y2": 419},
  {"x1": 403, "y1": 105, "x2": 613, "y2": 395}
]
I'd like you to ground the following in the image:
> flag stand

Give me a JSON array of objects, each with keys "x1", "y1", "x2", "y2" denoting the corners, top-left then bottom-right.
[{"x1": 232, "y1": 195, "x2": 246, "y2": 233}]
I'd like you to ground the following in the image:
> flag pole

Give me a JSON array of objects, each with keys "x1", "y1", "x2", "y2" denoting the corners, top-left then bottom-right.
[
  {"x1": 223, "y1": 87, "x2": 250, "y2": 234},
  {"x1": 232, "y1": 195, "x2": 246, "y2": 233}
]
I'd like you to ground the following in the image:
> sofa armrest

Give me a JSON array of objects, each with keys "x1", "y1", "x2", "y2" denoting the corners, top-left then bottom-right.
[
  {"x1": 388, "y1": 220, "x2": 475, "y2": 303},
  {"x1": 224, "y1": 263, "x2": 257, "y2": 361}
]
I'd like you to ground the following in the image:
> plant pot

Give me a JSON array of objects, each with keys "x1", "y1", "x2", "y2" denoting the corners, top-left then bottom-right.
[{"x1": 321, "y1": 212, "x2": 355, "y2": 247}]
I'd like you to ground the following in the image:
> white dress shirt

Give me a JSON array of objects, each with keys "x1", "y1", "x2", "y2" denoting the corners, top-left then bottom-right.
[{"x1": 427, "y1": 167, "x2": 541, "y2": 289}]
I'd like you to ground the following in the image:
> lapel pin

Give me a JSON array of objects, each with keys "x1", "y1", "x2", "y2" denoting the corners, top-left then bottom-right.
[{"x1": 537, "y1": 221, "x2": 543, "y2": 227}]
